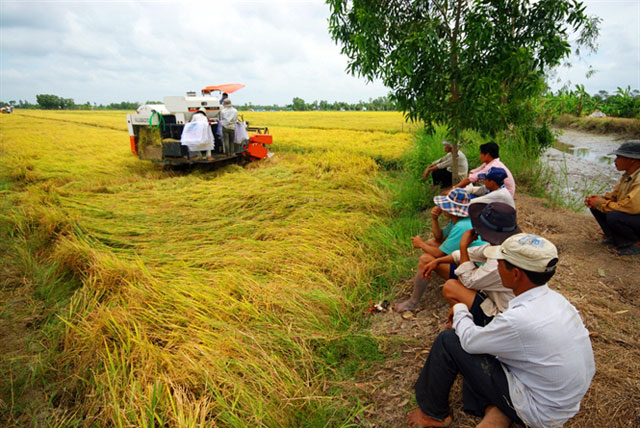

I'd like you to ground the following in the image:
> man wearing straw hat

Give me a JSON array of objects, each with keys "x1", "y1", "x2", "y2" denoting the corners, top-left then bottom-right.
[
  {"x1": 420, "y1": 202, "x2": 521, "y2": 327},
  {"x1": 585, "y1": 140, "x2": 640, "y2": 256},
  {"x1": 407, "y1": 234, "x2": 595, "y2": 428},
  {"x1": 394, "y1": 188, "x2": 485, "y2": 313},
  {"x1": 423, "y1": 140, "x2": 469, "y2": 188}
]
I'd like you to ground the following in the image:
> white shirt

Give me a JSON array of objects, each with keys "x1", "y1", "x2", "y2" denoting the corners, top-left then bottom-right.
[
  {"x1": 453, "y1": 285, "x2": 595, "y2": 428},
  {"x1": 220, "y1": 106, "x2": 238, "y2": 130},
  {"x1": 468, "y1": 158, "x2": 516, "y2": 196},
  {"x1": 451, "y1": 244, "x2": 514, "y2": 316},
  {"x1": 431, "y1": 150, "x2": 469, "y2": 182},
  {"x1": 470, "y1": 186, "x2": 516, "y2": 209}
]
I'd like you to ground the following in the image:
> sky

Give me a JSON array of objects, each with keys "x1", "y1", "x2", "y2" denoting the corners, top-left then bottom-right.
[{"x1": 0, "y1": 0, "x2": 638, "y2": 106}]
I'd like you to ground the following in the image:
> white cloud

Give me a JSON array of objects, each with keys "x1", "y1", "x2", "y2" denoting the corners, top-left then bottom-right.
[
  {"x1": 1, "y1": 0, "x2": 636, "y2": 105},
  {"x1": 0, "y1": 0, "x2": 388, "y2": 105},
  {"x1": 549, "y1": 0, "x2": 640, "y2": 94}
]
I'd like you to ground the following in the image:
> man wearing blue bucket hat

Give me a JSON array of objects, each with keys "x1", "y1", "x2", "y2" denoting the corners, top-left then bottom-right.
[{"x1": 585, "y1": 140, "x2": 640, "y2": 256}]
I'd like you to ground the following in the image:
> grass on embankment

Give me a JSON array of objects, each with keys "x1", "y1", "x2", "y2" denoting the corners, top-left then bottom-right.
[
  {"x1": 404, "y1": 125, "x2": 549, "y2": 200},
  {"x1": 0, "y1": 111, "x2": 423, "y2": 427},
  {"x1": 554, "y1": 114, "x2": 640, "y2": 138}
]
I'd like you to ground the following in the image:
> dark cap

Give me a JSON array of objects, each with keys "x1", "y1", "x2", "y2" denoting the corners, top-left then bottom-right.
[
  {"x1": 477, "y1": 167, "x2": 508, "y2": 185},
  {"x1": 469, "y1": 202, "x2": 521, "y2": 245},
  {"x1": 609, "y1": 140, "x2": 640, "y2": 160}
]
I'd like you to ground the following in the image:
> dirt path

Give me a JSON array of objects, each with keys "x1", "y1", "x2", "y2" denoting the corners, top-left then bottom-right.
[{"x1": 361, "y1": 192, "x2": 640, "y2": 428}]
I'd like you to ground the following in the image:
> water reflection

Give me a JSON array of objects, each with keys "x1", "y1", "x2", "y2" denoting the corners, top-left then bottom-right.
[{"x1": 553, "y1": 140, "x2": 614, "y2": 164}]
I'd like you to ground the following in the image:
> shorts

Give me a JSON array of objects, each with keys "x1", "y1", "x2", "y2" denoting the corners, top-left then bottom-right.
[
  {"x1": 449, "y1": 263, "x2": 459, "y2": 280},
  {"x1": 469, "y1": 291, "x2": 494, "y2": 327}
]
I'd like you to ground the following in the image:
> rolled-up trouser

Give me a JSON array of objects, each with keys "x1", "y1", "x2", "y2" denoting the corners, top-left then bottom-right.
[
  {"x1": 222, "y1": 128, "x2": 235, "y2": 154},
  {"x1": 589, "y1": 208, "x2": 640, "y2": 248},
  {"x1": 414, "y1": 329, "x2": 524, "y2": 424}
]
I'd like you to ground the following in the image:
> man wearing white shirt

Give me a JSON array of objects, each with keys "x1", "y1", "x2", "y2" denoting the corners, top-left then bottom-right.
[
  {"x1": 423, "y1": 140, "x2": 469, "y2": 188},
  {"x1": 471, "y1": 167, "x2": 515, "y2": 209},
  {"x1": 220, "y1": 98, "x2": 238, "y2": 154},
  {"x1": 407, "y1": 234, "x2": 595, "y2": 428}
]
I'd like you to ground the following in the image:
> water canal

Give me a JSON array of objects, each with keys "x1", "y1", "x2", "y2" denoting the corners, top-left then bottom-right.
[{"x1": 541, "y1": 128, "x2": 626, "y2": 210}]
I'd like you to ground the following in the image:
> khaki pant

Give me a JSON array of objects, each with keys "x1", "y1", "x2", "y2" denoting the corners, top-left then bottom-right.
[{"x1": 223, "y1": 128, "x2": 235, "y2": 154}]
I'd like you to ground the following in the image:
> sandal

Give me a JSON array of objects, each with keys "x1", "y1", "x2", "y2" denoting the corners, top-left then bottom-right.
[
  {"x1": 615, "y1": 246, "x2": 640, "y2": 256},
  {"x1": 601, "y1": 238, "x2": 615, "y2": 246}
]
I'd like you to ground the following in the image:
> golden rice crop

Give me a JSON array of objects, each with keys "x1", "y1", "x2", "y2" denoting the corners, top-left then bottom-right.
[
  {"x1": 242, "y1": 110, "x2": 422, "y2": 133},
  {"x1": 269, "y1": 125, "x2": 412, "y2": 162},
  {"x1": 0, "y1": 110, "x2": 409, "y2": 427},
  {"x1": 16, "y1": 109, "x2": 129, "y2": 131}
]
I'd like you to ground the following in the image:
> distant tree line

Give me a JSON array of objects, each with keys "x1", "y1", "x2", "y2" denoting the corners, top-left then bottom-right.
[
  {"x1": 283, "y1": 96, "x2": 397, "y2": 111},
  {"x1": 5, "y1": 90, "x2": 637, "y2": 118},
  {"x1": 0, "y1": 95, "x2": 159, "y2": 110},
  {"x1": 1, "y1": 94, "x2": 397, "y2": 112},
  {"x1": 238, "y1": 96, "x2": 397, "y2": 111}
]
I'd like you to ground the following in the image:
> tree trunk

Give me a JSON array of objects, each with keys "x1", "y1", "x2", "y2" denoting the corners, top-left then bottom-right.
[{"x1": 449, "y1": 0, "x2": 463, "y2": 184}]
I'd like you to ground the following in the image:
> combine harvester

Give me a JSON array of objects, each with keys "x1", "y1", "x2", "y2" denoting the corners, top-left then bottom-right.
[{"x1": 126, "y1": 84, "x2": 272, "y2": 165}]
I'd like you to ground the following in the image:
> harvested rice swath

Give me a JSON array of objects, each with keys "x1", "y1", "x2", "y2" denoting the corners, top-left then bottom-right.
[{"x1": 1, "y1": 111, "x2": 401, "y2": 426}]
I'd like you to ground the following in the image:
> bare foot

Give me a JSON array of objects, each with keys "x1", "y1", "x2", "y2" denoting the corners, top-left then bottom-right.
[
  {"x1": 393, "y1": 299, "x2": 420, "y2": 313},
  {"x1": 476, "y1": 405, "x2": 510, "y2": 428},
  {"x1": 407, "y1": 408, "x2": 451, "y2": 427}
]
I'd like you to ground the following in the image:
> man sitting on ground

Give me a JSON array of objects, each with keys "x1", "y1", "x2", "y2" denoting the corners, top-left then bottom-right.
[
  {"x1": 471, "y1": 167, "x2": 515, "y2": 208},
  {"x1": 423, "y1": 140, "x2": 469, "y2": 189},
  {"x1": 407, "y1": 234, "x2": 595, "y2": 428},
  {"x1": 420, "y1": 202, "x2": 521, "y2": 327},
  {"x1": 585, "y1": 140, "x2": 640, "y2": 256},
  {"x1": 454, "y1": 142, "x2": 516, "y2": 197},
  {"x1": 394, "y1": 189, "x2": 485, "y2": 313}
]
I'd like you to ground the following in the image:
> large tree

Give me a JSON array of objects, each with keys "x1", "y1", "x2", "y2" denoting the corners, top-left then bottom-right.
[{"x1": 327, "y1": 0, "x2": 599, "y2": 177}]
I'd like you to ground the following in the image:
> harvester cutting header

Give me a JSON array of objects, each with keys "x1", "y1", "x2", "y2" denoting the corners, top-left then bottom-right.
[{"x1": 126, "y1": 84, "x2": 272, "y2": 165}]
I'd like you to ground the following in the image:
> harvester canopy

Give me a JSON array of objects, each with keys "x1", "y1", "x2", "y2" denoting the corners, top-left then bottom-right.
[{"x1": 201, "y1": 83, "x2": 245, "y2": 95}]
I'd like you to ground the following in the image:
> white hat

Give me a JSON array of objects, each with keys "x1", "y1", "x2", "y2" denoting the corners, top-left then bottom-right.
[
  {"x1": 442, "y1": 139, "x2": 452, "y2": 147},
  {"x1": 484, "y1": 233, "x2": 558, "y2": 272}
]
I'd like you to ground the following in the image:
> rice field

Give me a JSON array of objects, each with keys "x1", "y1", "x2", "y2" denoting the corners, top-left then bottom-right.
[{"x1": 0, "y1": 110, "x2": 419, "y2": 427}]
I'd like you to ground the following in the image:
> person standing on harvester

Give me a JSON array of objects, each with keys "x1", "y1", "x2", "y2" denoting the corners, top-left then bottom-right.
[{"x1": 220, "y1": 98, "x2": 238, "y2": 155}]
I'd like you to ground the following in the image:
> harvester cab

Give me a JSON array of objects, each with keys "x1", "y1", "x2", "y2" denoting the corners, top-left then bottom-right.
[{"x1": 126, "y1": 84, "x2": 272, "y2": 165}]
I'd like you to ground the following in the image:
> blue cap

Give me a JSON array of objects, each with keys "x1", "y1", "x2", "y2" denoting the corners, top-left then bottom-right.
[{"x1": 478, "y1": 167, "x2": 507, "y2": 185}]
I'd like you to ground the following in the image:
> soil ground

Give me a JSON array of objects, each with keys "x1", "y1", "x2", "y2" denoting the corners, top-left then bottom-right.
[{"x1": 359, "y1": 192, "x2": 640, "y2": 428}]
